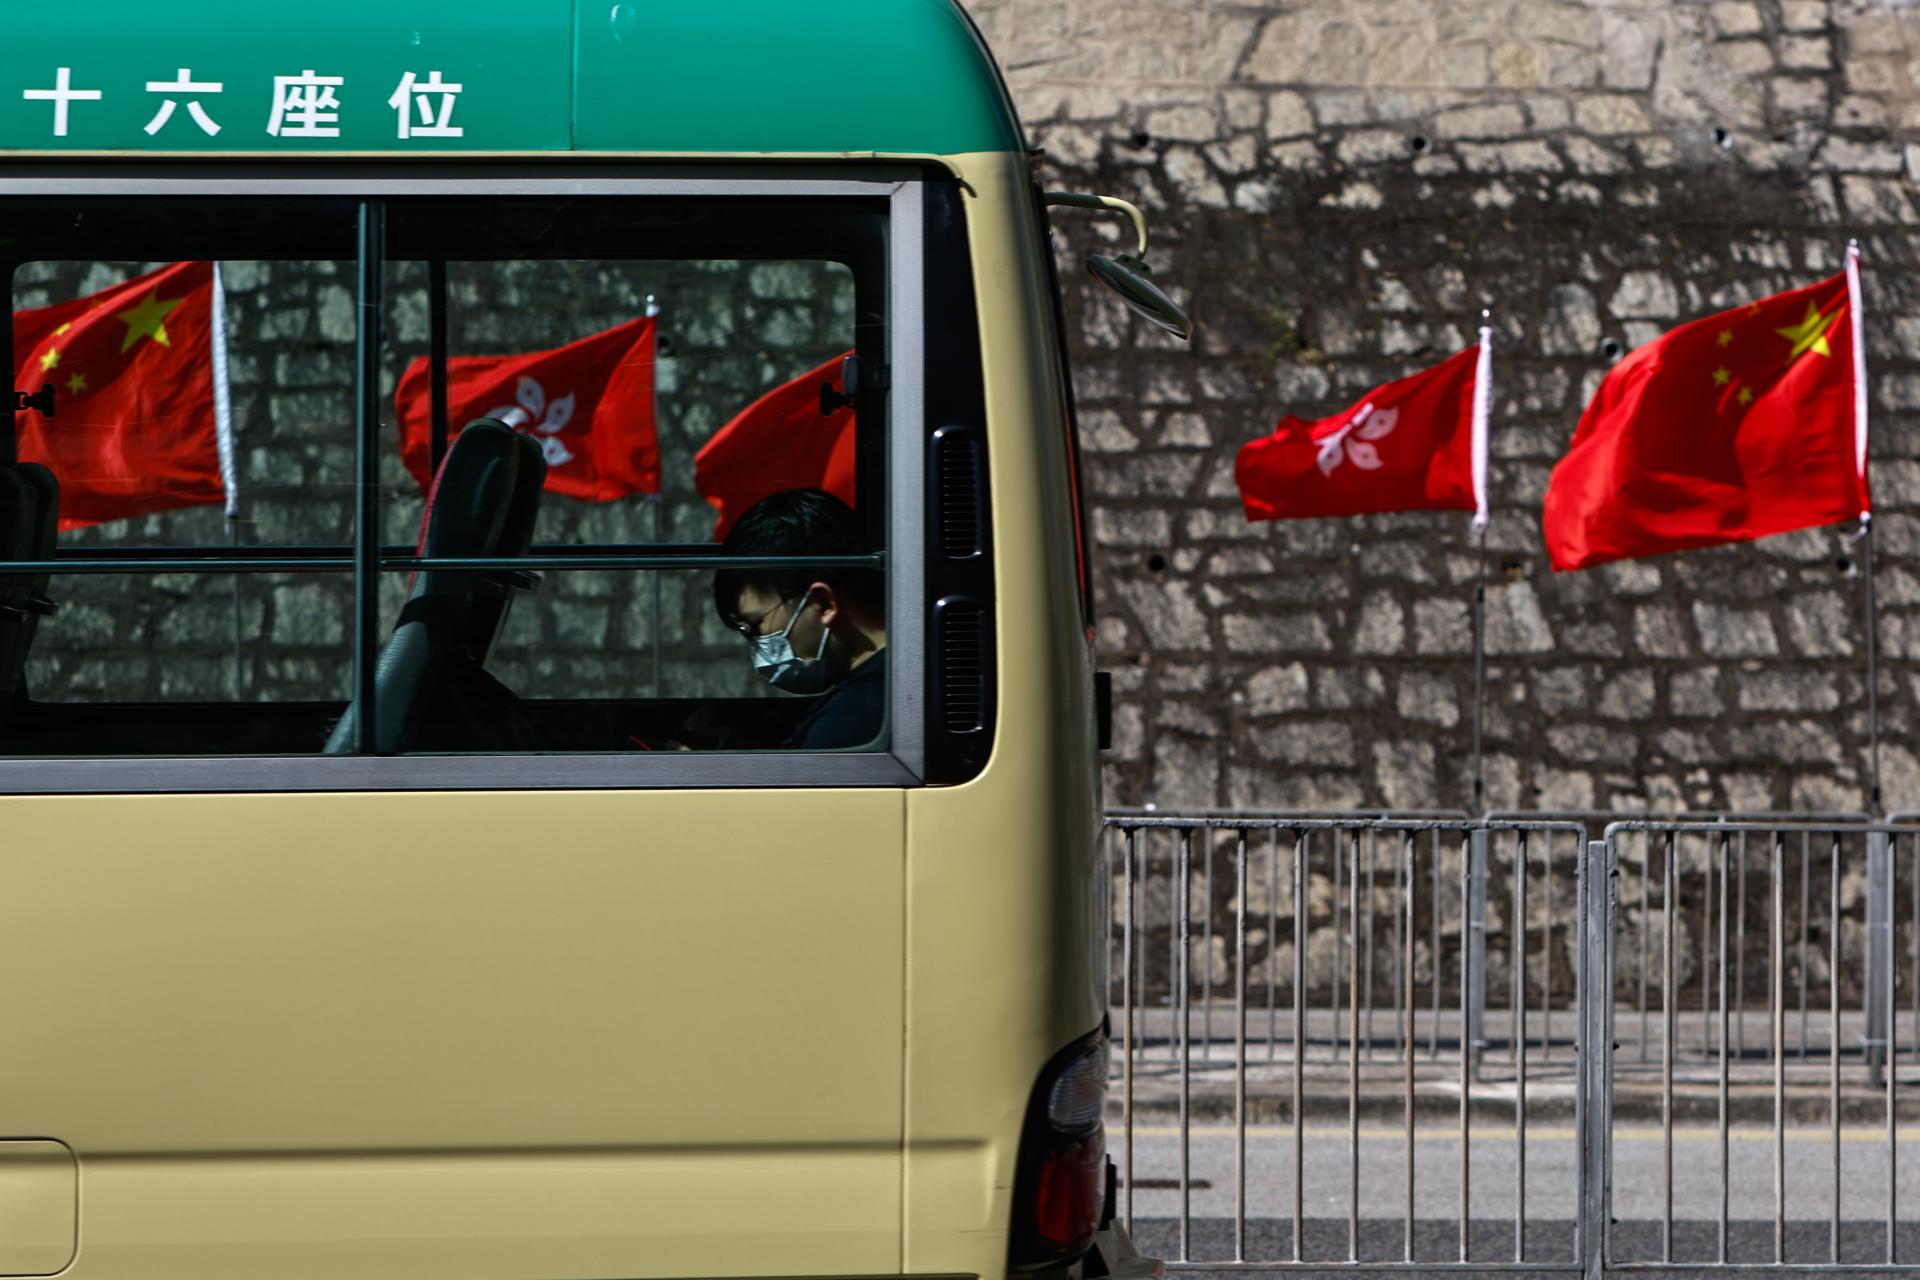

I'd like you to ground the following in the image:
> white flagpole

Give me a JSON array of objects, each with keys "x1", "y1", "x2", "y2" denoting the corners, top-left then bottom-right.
[
  {"x1": 211, "y1": 261, "x2": 245, "y2": 699},
  {"x1": 646, "y1": 293, "x2": 664, "y2": 699},
  {"x1": 1847, "y1": 239, "x2": 1880, "y2": 812},
  {"x1": 1471, "y1": 311, "x2": 1492, "y2": 815},
  {"x1": 211, "y1": 261, "x2": 238, "y2": 521}
]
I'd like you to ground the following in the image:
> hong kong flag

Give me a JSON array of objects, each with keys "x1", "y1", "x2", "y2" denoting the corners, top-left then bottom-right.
[
  {"x1": 13, "y1": 260, "x2": 231, "y2": 530},
  {"x1": 395, "y1": 316, "x2": 660, "y2": 501},
  {"x1": 1236, "y1": 331, "x2": 1491, "y2": 527},
  {"x1": 1543, "y1": 248, "x2": 1870, "y2": 570},
  {"x1": 695, "y1": 351, "x2": 856, "y2": 540}
]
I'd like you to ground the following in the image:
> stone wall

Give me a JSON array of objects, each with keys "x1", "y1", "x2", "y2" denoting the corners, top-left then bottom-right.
[{"x1": 969, "y1": 0, "x2": 1920, "y2": 813}]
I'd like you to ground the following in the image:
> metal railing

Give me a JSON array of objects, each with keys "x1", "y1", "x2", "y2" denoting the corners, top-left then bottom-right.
[
  {"x1": 1104, "y1": 814, "x2": 1587, "y2": 1270},
  {"x1": 1600, "y1": 820, "x2": 1915, "y2": 1271},
  {"x1": 1100, "y1": 811, "x2": 1920, "y2": 1275}
]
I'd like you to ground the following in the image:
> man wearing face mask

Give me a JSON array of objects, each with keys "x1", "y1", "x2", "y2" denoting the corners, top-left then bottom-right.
[{"x1": 712, "y1": 489, "x2": 887, "y2": 750}]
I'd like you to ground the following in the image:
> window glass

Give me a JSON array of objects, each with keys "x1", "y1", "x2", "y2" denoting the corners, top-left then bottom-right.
[{"x1": 0, "y1": 194, "x2": 891, "y2": 761}]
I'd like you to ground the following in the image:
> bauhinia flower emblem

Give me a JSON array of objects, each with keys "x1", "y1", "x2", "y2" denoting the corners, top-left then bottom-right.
[
  {"x1": 1316, "y1": 401, "x2": 1398, "y2": 476},
  {"x1": 487, "y1": 375, "x2": 577, "y2": 467}
]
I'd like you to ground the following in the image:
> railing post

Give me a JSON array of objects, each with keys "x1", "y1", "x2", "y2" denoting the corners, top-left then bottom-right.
[
  {"x1": 1468, "y1": 828, "x2": 1490, "y2": 1074},
  {"x1": 1577, "y1": 837, "x2": 1613, "y2": 1280},
  {"x1": 1866, "y1": 829, "x2": 1891, "y2": 1086}
]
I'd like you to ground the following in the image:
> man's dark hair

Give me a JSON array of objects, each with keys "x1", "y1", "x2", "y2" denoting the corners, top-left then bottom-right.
[{"x1": 713, "y1": 489, "x2": 881, "y2": 630}]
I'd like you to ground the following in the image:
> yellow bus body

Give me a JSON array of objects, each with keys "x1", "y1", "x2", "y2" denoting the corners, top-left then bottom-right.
[{"x1": 0, "y1": 144, "x2": 1107, "y2": 1280}]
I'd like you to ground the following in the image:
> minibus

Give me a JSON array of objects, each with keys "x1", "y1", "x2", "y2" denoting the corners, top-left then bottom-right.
[{"x1": 0, "y1": 2, "x2": 1188, "y2": 1278}]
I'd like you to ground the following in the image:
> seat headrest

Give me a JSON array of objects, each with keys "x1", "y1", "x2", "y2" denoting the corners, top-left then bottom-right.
[{"x1": 418, "y1": 420, "x2": 531, "y2": 561}]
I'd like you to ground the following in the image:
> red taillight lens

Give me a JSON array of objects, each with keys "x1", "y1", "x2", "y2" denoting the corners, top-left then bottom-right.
[
  {"x1": 1034, "y1": 1133, "x2": 1106, "y2": 1253},
  {"x1": 1012, "y1": 1033, "x2": 1110, "y2": 1269}
]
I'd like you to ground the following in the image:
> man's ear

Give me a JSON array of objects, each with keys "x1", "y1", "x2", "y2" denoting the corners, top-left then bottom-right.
[{"x1": 808, "y1": 580, "x2": 840, "y2": 627}]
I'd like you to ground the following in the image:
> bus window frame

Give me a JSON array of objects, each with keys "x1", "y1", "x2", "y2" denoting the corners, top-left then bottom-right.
[{"x1": 0, "y1": 165, "x2": 931, "y2": 794}]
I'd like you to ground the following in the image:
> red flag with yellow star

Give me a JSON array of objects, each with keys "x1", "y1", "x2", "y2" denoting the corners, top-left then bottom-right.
[
  {"x1": 12, "y1": 260, "x2": 225, "y2": 530},
  {"x1": 1544, "y1": 249, "x2": 1870, "y2": 570}
]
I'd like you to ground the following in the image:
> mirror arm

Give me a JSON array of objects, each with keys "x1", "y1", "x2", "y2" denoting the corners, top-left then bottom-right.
[{"x1": 1042, "y1": 192, "x2": 1150, "y2": 258}]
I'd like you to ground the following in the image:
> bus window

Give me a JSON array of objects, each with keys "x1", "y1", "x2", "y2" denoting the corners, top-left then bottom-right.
[
  {"x1": 0, "y1": 189, "x2": 913, "y2": 774},
  {"x1": 7, "y1": 200, "x2": 360, "y2": 752}
]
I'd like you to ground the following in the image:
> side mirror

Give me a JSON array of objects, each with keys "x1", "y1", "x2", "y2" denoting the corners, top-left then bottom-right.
[
  {"x1": 1044, "y1": 192, "x2": 1193, "y2": 341},
  {"x1": 1085, "y1": 253, "x2": 1191, "y2": 341}
]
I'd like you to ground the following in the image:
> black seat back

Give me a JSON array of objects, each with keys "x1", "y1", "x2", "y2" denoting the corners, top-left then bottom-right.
[
  {"x1": 323, "y1": 421, "x2": 544, "y2": 754},
  {"x1": 0, "y1": 463, "x2": 59, "y2": 712}
]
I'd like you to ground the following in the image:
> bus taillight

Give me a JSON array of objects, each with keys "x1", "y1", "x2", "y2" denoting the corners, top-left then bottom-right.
[{"x1": 1011, "y1": 1032, "x2": 1109, "y2": 1268}]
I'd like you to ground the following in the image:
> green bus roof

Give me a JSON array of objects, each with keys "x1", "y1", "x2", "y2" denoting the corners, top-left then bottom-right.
[{"x1": 0, "y1": 0, "x2": 1025, "y2": 156}]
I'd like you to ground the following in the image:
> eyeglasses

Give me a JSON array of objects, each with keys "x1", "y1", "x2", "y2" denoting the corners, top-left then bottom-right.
[{"x1": 728, "y1": 593, "x2": 805, "y2": 639}]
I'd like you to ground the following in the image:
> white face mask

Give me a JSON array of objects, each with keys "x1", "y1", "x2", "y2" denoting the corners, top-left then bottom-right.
[{"x1": 748, "y1": 594, "x2": 830, "y2": 694}]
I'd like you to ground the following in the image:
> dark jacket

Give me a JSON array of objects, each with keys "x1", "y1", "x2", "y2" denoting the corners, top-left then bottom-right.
[{"x1": 787, "y1": 648, "x2": 886, "y2": 749}]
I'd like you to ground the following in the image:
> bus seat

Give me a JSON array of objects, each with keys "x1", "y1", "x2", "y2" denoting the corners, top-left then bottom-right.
[
  {"x1": 458, "y1": 423, "x2": 546, "y2": 667},
  {"x1": 322, "y1": 421, "x2": 544, "y2": 754},
  {"x1": 0, "y1": 463, "x2": 59, "y2": 711}
]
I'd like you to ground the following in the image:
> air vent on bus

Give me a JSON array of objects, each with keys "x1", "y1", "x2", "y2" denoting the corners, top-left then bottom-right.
[
  {"x1": 937, "y1": 599, "x2": 986, "y2": 734},
  {"x1": 934, "y1": 427, "x2": 982, "y2": 559}
]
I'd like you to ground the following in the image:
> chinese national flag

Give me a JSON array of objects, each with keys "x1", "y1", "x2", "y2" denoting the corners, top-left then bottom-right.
[
  {"x1": 1236, "y1": 338, "x2": 1489, "y2": 525},
  {"x1": 1543, "y1": 256, "x2": 1869, "y2": 571},
  {"x1": 13, "y1": 260, "x2": 225, "y2": 530},
  {"x1": 695, "y1": 351, "x2": 855, "y2": 540},
  {"x1": 395, "y1": 316, "x2": 659, "y2": 501}
]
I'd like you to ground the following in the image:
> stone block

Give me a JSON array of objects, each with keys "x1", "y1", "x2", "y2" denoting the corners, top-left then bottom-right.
[
  {"x1": 1195, "y1": 16, "x2": 1266, "y2": 82},
  {"x1": 1780, "y1": 34, "x2": 1831, "y2": 70},
  {"x1": 1726, "y1": 720, "x2": 1842, "y2": 764},
  {"x1": 1396, "y1": 671, "x2": 1460, "y2": 726},
  {"x1": 1163, "y1": 144, "x2": 1229, "y2": 207},
  {"x1": 1840, "y1": 174, "x2": 1917, "y2": 222},
  {"x1": 1206, "y1": 134, "x2": 1261, "y2": 175},
  {"x1": 1539, "y1": 283, "x2": 1602, "y2": 355},
  {"x1": 1223, "y1": 612, "x2": 1333, "y2": 655},
  {"x1": 1351, "y1": 591, "x2": 1406, "y2": 654},
  {"x1": 1413, "y1": 598, "x2": 1474, "y2": 655},
  {"x1": 1780, "y1": 0, "x2": 1827, "y2": 33},
  {"x1": 1601, "y1": 10, "x2": 1663, "y2": 87},
  {"x1": 1785, "y1": 591, "x2": 1857, "y2": 657},
  {"x1": 1845, "y1": 56, "x2": 1901, "y2": 95},
  {"x1": 1246, "y1": 663, "x2": 1311, "y2": 716},
  {"x1": 1143, "y1": 103, "x2": 1221, "y2": 145},
  {"x1": 1372, "y1": 739, "x2": 1438, "y2": 808},
  {"x1": 1534, "y1": 666, "x2": 1589, "y2": 714},
  {"x1": 1093, "y1": 508, "x2": 1170, "y2": 548},
  {"x1": 1152, "y1": 735, "x2": 1221, "y2": 808},
  {"x1": 1816, "y1": 137, "x2": 1904, "y2": 173},
  {"x1": 1254, "y1": 719, "x2": 1355, "y2": 765},
  {"x1": 1113, "y1": 579, "x2": 1211, "y2": 650},
  {"x1": 1492, "y1": 40, "x2": 1540, "y2": 88},
  {"x1": 1692, "y1": 602, "x2": 1778, "y2": 657},
  {"x1": 1630, "y1": 605, "x2": 1689, "y2": 658},
  {"x1": 1264, "y1": 90, "x2": 1316, "y2": 139},
  {"x1": 1532, "y1": 766, "x2": 1596, "y2": 810},
  {"x1": 1575, "y1": 93, "x2": 1652, "y2": 135},
  {"x1": 1598, "y1": 671, "x2": 1657, "y2": 719},
  {"x1": 1368, "y1": 30, "x2": 1434, "y2": 86},
  {"x1": 1738, "y1": 671, "x2": 1842, "y2": 712},
  {"x1": 1485, "y1": 582, "x2": 1554, "y2": 654},
  {"x1": 1771, "y1": 75, "x2": 1827, "y2": 116},
  {"x1": 1609, "y1": 270, "x2": 1682, "y2": 318},
  {"x1": 1549, "y1": 722, "x2": 1639, "y2": 764},
  {"x1": 1335, "y1": 128, "x2": 1408, "y2": 165},
  {"x1": 1563, "y1": 136, "x2": 1629, "y2": 174},
  {"x1": 1320, "y1": 180, "x2": 1387, "y2": 210},
  {"x1": 1436, "y1": 41, "x2": 1493, "y2": 89},
  {"x1": 1240, "y1": 15, "x2": 1314, "y2": 83},
  {"x1": 1433, "y1": 102, "x2": 1528, "y2": 138},
  {"x1": 1709, "y1": 2, "x2": 1763, "y2": 36}
]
